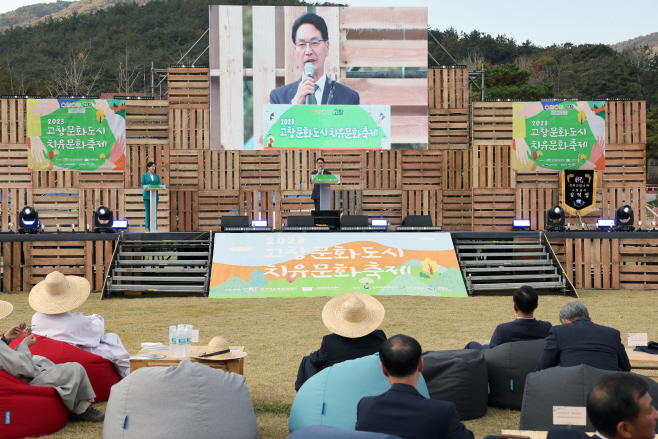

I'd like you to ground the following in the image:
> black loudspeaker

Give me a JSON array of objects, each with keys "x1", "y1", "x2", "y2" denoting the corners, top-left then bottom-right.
[
  {"x1": 341, "y1": 215, "x2": 369, "y2": 227},
  {"x1": 400, "y1": 215, "x2": 433, "y2": 227},
  {"x1": 221, "y1": 216, "x2": 249, "y2": 228},
  {"x1": 286, "y1": 216, "x2": 315, "y2": 227}
]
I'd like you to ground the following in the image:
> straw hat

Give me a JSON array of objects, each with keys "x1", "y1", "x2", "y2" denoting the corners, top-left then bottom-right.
[
  {"x1": 322, "y1": 292, "x2": 385, "y2": 338},
  {"x1": 28, "y1": 271, "x2": 90, "y2": 315},
  {"x1": 193, "y1": 336, "x2": 247, "y2": 361},
  {"x1": 0, "y1": 300, "x2": 13, "y2": 320}
]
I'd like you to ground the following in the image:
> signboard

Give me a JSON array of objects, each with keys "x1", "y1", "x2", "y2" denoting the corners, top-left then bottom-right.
[
  {"x1": 27, "y1": 98, "x2": 126, "y2": 171},
  {"x1": 512, "y1": 101, "x2": 605, "y2": 172},
  {"x1": 264, "y1": 105, "x2": 391, "y2": 149},
  {"x1": 310, "y1": 174, "x2": 340, "y2": 184},
  {"x1": 562, "y1": 170, "x2": 597, "y2": 216},
  {"x1": 209, "y1": 232, "x2": 467, "y2": 298}
]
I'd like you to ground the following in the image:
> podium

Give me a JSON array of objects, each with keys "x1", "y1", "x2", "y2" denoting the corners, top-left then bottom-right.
[
  {"x1": 144, "y1": 184, "x2": 166, "y2": 232},
  {"x1": 310, "y1": 174, "x2": 340, "y2": 210}
]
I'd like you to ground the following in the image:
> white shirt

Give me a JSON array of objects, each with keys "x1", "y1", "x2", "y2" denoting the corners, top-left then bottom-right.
[{"x1": 292, "y1": 72, "x2": 327, "y2": 105}]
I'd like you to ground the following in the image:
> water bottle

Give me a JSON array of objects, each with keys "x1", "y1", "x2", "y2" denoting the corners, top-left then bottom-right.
[
  {"x1": 169, "y1": 326, "x2": 176, "y2": 357},
  {"x1": 177, "y1": 324, "x2": 186, "y2": 358},
  {"x1": 185, "y1": 325, "x2": 193, "y2": 357}
]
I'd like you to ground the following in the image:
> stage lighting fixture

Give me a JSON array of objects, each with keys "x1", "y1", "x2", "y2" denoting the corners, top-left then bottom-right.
[
  {"x1": 111, "y1": 220, "x2": 129, "y2": 231},
  {"x1": 545, "y1": 206, "x2": 566, "y2": 232},
  {"x1": 597, "y1": 219, "x2": 615, "y2": 229},
  {"x1": 18, "y1": 206, "x2": 40, "y2": 234},
  {"x1": 513, "y1": 219, "x2": 531, "y2": 231},
  {"x1": 93, "y1": 206, "x2": 115, "y2": 233},
  {"x1": 371, "y1": 219, "x2": 388, "y2": 227},
  {"x1": 614, "y1": 205, "x2": 635, "y2": 232},
  {"x1": 251, "y1": 219, "x2": 268, "y2": 228}
]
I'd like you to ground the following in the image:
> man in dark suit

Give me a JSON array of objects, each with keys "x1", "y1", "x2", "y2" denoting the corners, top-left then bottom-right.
[
  {"x1": 536, "y1": 301, "x2": 631, "y2": 372},
  {"x1": 295, "y1": 293, "x2": 386, "y2": 391},
  {"x1": 465, "y1": 285, "x2": 552, "y2": 350},
  {"x1": 269, "y1": 13, "x2": 360, "y2": 106},
  {"x1": 356, "y1": 335, "x2": 474, "y2": 439},
  {"x1": 310, "y1": 157, "x2": 331, "y2": 211}
]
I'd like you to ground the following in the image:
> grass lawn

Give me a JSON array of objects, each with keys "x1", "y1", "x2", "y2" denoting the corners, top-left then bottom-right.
[{"x1": 0, "y1": 288, "x2": 654, "y2": 438}]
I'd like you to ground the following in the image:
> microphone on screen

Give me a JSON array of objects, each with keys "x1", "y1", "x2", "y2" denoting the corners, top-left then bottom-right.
[{"x1": 304, "y1": 62, "x2": 314, "y2": 105}]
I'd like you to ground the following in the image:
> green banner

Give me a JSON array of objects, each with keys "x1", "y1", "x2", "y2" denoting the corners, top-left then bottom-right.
[
  {"x1": 310, "y1": 174, "x2": 340, "y2": 184},
  {"x1": 27, "y1": 99, "x2": 126, "y2": 171},
  {"x1": 264, "y1": 105, "x2": 391, "y2": 149},
  {"x1": 512, "y1": 101, "x2": 606, "y2": 172}
]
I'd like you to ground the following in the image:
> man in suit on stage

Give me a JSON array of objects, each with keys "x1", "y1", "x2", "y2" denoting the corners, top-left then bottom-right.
[
  {"x1": 465, "y1": 285, "x2": 552, "y2": 350},
  {"x1": 356, "y1": 334, "x2": 474, "y2": 439},
  {"x1": 269, "y1": 13, "x2": 359, "y2": 106},
  {"x1": 536, "y1": 301, "x2": 631, "y2": 372},
  {"x1": 310, "y1": 157, "x2": 331, "y2": 211}
]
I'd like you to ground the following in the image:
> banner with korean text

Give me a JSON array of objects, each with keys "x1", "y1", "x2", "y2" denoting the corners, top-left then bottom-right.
[
  {"x1": 512, "y1": 101, "x2": 605, "y2": 172},
  {"x1": 26, "y1": 98, "x2": 126, "y2": 171},
  {"x1": 209, "y1": 232, "x2": 467, "y2": 298},
  {"x1": 264, "y1": 105, "x2": 391, "y2": 149}
]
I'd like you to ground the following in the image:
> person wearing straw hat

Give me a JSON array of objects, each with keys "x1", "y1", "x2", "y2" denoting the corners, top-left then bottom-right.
[
  {"x1": 295, "y1": 292, "x2": 386, "y2": 391},
  {"x1": 0, "y1": 300, "x2": 104, "y2": 422},
  {"x1": 30, "y1": 271, "x2": 131, "y2": 377}
]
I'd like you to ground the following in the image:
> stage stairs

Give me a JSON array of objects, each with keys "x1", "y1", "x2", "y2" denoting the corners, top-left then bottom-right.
[
  {"x1": 452, "y1": 232, "x2": 576, "y2": 297},
  {"x1": 101, "y1": 233, "x2": 213, "y2": 299}
]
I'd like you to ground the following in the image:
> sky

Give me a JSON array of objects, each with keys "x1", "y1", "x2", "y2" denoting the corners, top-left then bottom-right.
[{"x1": 2, "y1": 0, "x2": 657, "y2": 47}]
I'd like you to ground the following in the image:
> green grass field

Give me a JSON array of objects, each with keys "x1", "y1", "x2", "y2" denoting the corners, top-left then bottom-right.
[{"x1": 0, "y1": 289, "x2": 654, "y2": 438}]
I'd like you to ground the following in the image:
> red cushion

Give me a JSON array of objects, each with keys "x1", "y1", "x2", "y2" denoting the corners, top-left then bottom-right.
[
  {"x1": 0, "y1": 369, "x2": 68, "y2": 439},
  {"x1": 9, "y1": 335, "x2": 120, "y2": 401}
]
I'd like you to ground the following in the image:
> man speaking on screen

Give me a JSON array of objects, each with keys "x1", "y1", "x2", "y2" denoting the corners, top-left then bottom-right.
[{"x1": 269, "y1": 13, "x2": 360, "y2": 106}]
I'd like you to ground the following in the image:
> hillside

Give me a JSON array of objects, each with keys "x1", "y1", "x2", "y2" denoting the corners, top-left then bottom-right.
[
  {"x1": 0, "y1": 0, "x2": 152, "y2": 31},
  {"x1": 612, "y1": 32, "x2": 658, "y2": 52}
]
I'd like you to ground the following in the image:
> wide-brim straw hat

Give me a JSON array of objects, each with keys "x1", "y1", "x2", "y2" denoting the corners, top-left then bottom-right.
[
  {"x1": 193, "y1": 336, "x2": 247, "y2": 361},
  {"x1": 322, "y1": 292, "x2": 385, "y2": 338},
  {"x1": 29, "y1": 271, "x2": 90, "y2": 314},
  {"x1": 0, "y1": 301, "x2": 13, "y2": 320}
]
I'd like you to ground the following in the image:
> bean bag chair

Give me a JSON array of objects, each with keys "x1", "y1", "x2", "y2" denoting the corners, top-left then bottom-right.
[
  {"x1": 289, "y1": 353, "x2": 430, "y2": 433},
  {"x1": 421, "y1": 349, "x2": 488, "y2": 420},
  {"x1": 287, "y1": 425, "x2": 402, "y2": 439},
  {"x1": 104, "y1": 360, "x2": 257, "y2": 439},
  {"x1": 483, "y1": 339, "x2": 546, "y2": 409},
  {"x1": 10, "y1": 334, "x2": 120, "y2": 401},
  {"x1": 520, "y1": 365, "x2": 658, "y2": 432},
  {"x1": 0, "y1": 370, "x2": 68, "y2": 439}
]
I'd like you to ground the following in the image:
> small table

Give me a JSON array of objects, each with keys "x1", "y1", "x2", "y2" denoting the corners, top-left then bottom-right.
[
  {"x1": 627, "y1": 347, "x2": 658, "y2": 381},
  {"x1": 130, "y1": 345, "x2": 245, "y2": 374}
]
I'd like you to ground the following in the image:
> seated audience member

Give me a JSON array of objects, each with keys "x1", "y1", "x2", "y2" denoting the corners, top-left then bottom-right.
[
  {"x1": 295, "y1": 292, "x2": 386, "y2": 391},
  {"x1": 587, "y1": 372, "x2": 658, "y2": 439},
  {"x1": 536, "y1": 301, "x2": 630, "y2": 372},
  {"x1": 30, "y1": 271, "x2": 130, "y2": 377},
  {"x1": 0, "y1": 300, "x2": 104, "y2": 422},
  {"x1": 356, "y1": 334, "x2": 474, "y2": 439},
  {"x1": 465, "y1": 285, "x2": 552, "y2": 350}
]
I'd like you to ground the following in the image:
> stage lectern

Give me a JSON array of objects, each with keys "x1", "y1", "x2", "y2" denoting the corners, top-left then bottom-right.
[
  {"x1": 311, "y1": 173, "x2": 340, "y2": 210},
  {"x1": 145, "y1": 184, "x2": 166, "y2": 232}
]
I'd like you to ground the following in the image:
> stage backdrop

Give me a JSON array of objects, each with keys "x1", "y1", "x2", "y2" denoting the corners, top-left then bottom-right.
[
  {"x1": 209, "y1": 232, "x2": 467, "y2": 298},
  {"x1": 512, "y1": 101, "x2": 605, "y2": 172},
  {"x1": 27, "y1": 98, "x2": 126, "y2": 171}
]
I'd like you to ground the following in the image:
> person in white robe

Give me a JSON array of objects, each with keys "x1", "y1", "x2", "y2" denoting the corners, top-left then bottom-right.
[
  {"x1": 0, "y1": 300, "x2": 104, "y2": 422},
  {"x1": 29, "y1": 271, "x2": 131, "y2": 378}
]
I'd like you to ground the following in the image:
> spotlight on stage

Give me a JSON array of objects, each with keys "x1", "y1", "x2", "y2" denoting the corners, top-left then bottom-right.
[
  {"x1": 513, "y1": 219, "x2": 531, "y2": 231},
  {"x1": 545, "y1": 206, "x2": 566, "y2": 232},
  {"x1": 18, "y1": 206, "x2": 40, "y2": 234},
  {"x1": 93, "y1": 206, "x2": 115, "y2": 233},
  {"x1": 111, "y1": 220, "x2": 129, "y2": 231},
  {"x1": 597, "y1": 219, "x2": 615, "y2": 229},
  {"x1": 614, "y1": 205, "x2": 635, "y2": 231},
  {"x1": 371, "y1": 218, "x2": 388, "y2": 228},
  {"x1": 251, "y1": 219, "x2": 268, "y2": 228}
]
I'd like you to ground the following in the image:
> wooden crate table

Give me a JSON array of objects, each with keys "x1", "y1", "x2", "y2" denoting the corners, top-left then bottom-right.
[
  {"x1": 627, "y1": 347, "x2": 658, "y2": 381},
  {"x1": 130, "y1": 345, "x2": 245, "y2": 374}
]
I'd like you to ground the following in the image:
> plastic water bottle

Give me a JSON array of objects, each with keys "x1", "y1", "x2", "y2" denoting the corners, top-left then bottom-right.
[
  {"x1": 169, "y1": 326, "x2": 176, "y2": 357},
  {"x1": 184, "y1": 325, "x2": 193, "y2": 357},
  {"x1": 177, "y1": 324, "x2": 186, "y2": 358}
]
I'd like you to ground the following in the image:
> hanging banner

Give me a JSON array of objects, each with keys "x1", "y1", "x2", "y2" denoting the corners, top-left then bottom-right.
[
  {"x1": 562, "y1": 170, "x2": 597, "y2": 216},
  {"x1": 264, "y1": 104, "x2": 391, "y2": 149},
  {"x1": 27, "y1": 98, "x2": 126, "y2": 171},
  {"x1": 209, "y1": 232, "x2": 467, "y2": 298},
  {"x1": 512, "y1": 101, "x2": 605, "y2": 172}
]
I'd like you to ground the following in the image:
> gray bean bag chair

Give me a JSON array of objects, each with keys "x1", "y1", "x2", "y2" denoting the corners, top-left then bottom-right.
[
  {"x1": 103, "y1": 360, "x2": 258, "y2": 439},
  {"x1": 520, "y1": 365, "x2": 658, "y2": 432},
  {"x1": 483, "y1": 339, "x2": 546, "y2": 409},
  {"x1": 421, "y1": 349, "x2": 488, "y2": 420},
  {"x1": 287, "y1": 425, "x2": 401, "y2": 439}
]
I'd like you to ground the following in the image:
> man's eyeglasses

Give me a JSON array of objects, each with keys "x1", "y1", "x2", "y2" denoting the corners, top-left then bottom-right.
[{"x1": 295, "y1": 40, "x2": 326, "y2": 52}]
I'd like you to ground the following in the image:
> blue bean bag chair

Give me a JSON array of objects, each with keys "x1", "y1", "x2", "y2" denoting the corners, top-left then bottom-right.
[{"x1": 289, "y1": 353, "x2": 430, "y2": 433}]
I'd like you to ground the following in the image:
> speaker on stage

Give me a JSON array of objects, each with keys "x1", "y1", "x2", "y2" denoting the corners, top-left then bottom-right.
[
  {"x1": 286, "y1": 216, "x2": 315, "y2": 227},
  {"x1": 400, "y1": 215, "x2": 433, "y2": 227},
  {"x1": 340, "y1": 215, "x2": 369, "y2": 227},
  {"x1": 221, "y1": 216, "x2": 249, "y2": 228}
]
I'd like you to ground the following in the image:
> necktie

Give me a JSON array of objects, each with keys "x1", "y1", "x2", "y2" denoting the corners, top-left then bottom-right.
[{"x1": 310, "y1": 84, "x2": 319, "y2": 104}]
